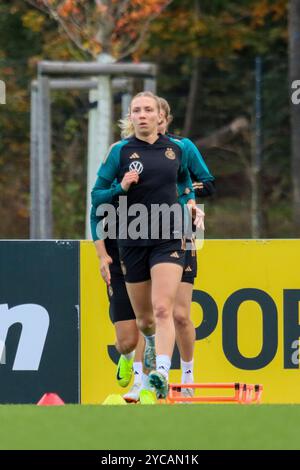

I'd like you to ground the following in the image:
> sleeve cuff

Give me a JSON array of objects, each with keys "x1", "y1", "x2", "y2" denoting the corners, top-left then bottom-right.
[
  {"x1": 180, "y1": 190, "x2": 195, "y2": 204},
  {"x1": 114, "y1": 183, "x2": 127, "y2": 196}
]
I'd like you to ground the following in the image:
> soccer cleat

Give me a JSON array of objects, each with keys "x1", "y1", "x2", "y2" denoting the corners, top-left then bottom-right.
[
  {"x1": 123, "y1": 382, "x2": 142, "y2": 403},
  {"x1": 116, "y1": 355, "x2": 133, "y2": 388},
  {"x1": 148, "y1": 371, "x2": 169, "y2": 399},
  {"x1": 139, "y1": 389, "x2": 156, "y2": 405},
  {"x1": 144, "y1": 341, "x2": 156, "y2": 370}
]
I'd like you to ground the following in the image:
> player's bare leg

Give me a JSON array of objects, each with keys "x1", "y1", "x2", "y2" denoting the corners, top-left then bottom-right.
[
  {"x1": 148, "y1": 263, "x2": 183, "y2": 398},
  {"x1": 174, "y1": 282, "x2": 195, "y2": 397},
  {"x1": 115, "y1": 319, "x2": 139, "y2": 388},
  {"x1": 125, "y1": 280, "x2": 156, "y2": 371},
  {"x1": 123, "y1": 333, "x2": 146, "y2": 402}
]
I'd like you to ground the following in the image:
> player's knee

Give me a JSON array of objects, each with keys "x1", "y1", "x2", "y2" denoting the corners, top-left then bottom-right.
[
  {"x1": 153, "y1": 302, "x2": 171, "y2": 321},
  {"x1": 173, "y1": 308, "x2": 190, "y2": 328},
  {"x1": 116, "y1": 337, "x2": 138, "y2": 355},
  {"x1": 136, "y1": 317, "x2": 154, "y2": 334}
]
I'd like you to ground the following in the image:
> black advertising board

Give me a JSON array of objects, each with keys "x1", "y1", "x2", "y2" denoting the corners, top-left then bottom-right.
[{"x1": 0, "y1": 241, "x2": 79, "y2": 404}]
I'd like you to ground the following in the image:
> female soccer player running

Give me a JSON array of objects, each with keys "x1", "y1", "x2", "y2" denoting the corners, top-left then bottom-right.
[
  {"x1": 119, "y1": 97, "x2": 215, "y2": 397},
  {"x1": 91, "y1": 92, "x2": 199, "y2": 398}
]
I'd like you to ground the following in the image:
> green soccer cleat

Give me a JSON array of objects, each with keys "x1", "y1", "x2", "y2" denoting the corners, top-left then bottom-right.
[
  {"x1": 148, "y1": 371, "x2": 169, "y2": 399},
  {"x1": 116, "y1": 355, "x2": 134, "y2": 388},
  {"x1": 139, "y1": 389, "x2": 156, "y2": 405}
]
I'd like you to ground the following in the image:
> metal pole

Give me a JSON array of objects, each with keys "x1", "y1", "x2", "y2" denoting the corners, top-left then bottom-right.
[
  {"x1": 37, "y1": 73, "x2": 52, "y2": 238},
  {"x1": 48, "y1": 78, "x2": 98, "y2": 90},
  {"x1": 30, "y1": 82, "x2": 39, "y2": 238},
  {"x1": 0, "y1": 80, "x2": 5, "y2": 104},
  {"x1": 39, "y1": 61, "x2": 157, "y2": 77},
  {"x1": 86, "y1": 87, "x2": 99, "y2": 240},
  {"x1": 121, "y1": 78, "x2": 133, "y2": 119},
  {"x1": 121, "y1": 93, "x2": 131, "y2": 119},
  {"x1": 85, "y1": 54, "x2": 114, "y2": 239},
  {"x1": 144, "y1": 77, "x2": 157, "y2": 94},
  {"x1": 33, "y1": 78, "x2": 130, "y2": 91}
]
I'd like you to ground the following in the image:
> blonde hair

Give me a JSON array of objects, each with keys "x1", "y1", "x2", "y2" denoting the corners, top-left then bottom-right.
[
  {"x1": 119, "y1": 91, "x2": 161, "y2": 139},
  {"x1": 158, "y1": 97, "x2": 173, "y2": 129},
  {"x1": 119, "y1": 114, "x2": 134, "y2": 139}
]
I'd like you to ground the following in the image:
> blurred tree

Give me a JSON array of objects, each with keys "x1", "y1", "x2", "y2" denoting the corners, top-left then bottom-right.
[
  {"x1": 140, "y1": 0, "x2": 287, "y2": 138},
  {"x1": 140, "y1": 0, "x2": 289, "y2": 237},
  {"x1": 289, "y1": 0, "x2": 300, "y2": 235},
  {"x1": 0, "y1": 0, "x2": 292, "y2": 239},
  {"x1": 25, "y1": 0, "x2": 173, "y2": 59},
  {"x1": 0, "y1": 0, "x2": 89, "y2": 238}
]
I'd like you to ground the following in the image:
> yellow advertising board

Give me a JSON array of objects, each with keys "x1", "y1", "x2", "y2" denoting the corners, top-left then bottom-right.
[{"x1": 80, "y1": 239, "x2": 300, "y2": 404}]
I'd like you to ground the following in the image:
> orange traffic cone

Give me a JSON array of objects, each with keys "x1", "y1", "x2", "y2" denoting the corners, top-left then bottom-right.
[{"x1": 37, "y1": 393, "x2": 65, "y2": 406}]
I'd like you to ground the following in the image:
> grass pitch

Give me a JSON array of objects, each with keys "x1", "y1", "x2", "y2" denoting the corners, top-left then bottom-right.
[{"x1": 0, "y1": 404, "x2": 299, "y2": 450}]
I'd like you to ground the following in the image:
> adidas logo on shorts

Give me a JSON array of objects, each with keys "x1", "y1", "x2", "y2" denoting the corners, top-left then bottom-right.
[
  {"x1": 185, "y1": 266, "x2": 192, "y2": 272},
  {"x1": 170, "y1": 251, "x2": 179, "y2": 258}
]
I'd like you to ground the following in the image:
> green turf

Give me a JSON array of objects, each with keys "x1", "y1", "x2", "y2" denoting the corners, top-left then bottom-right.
[{"x1": 0, "y1": 404, "x2": 299, "y2": 450}]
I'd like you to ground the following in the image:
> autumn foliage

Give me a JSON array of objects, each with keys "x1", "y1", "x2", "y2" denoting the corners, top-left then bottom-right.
[
  {"x1": 27, "y1": 0, "x2": 173, "y2": 58},
  {"x1": 0, "y1": 0, "x2": 291, "y2": 239}
]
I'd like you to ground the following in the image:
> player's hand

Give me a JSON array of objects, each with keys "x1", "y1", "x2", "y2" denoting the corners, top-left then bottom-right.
[
  {"x1": 100, "y1": 254, "x2": 113, "y2": 286},
  {"x1": 193, "y1": 206, "x2": 205, "y2": 231},
  {"x1": 121, "y1": 171, "x2": 139, "y2": 191},
  {"x1": 187, "y1": 203, "x2": 205, "y2": 231}
]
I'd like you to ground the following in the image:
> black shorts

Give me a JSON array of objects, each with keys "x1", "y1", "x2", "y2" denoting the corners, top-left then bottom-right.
[
  {"x1": 119, "y1": 239, "x2": 185, "y2": 283},
  {"x1": 181, "y1": 241, "x2": 197, "y2": 284},
  {"x1": 104, "y1": 238, "x2": 135, "y2": 322},
  {"x1": 105, "y1": 238, "x2": 123, "y2": 278},
  {"x1": 107, "y1": 277, "x2": 136, "y2": 323}
]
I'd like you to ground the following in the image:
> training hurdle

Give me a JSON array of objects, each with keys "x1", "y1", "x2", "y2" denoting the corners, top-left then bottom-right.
[{"x1": 167, "y1": 383, "x2": 263, "y2": 404}]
